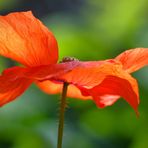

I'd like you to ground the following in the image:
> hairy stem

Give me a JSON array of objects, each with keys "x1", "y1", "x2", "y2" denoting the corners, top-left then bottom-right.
[{"x1": 57, "y1": 82, "x2": 69, "y2": 148}]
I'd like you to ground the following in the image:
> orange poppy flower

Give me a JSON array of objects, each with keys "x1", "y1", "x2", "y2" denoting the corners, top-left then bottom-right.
[{"x1": 0, "y1": 11, "x2": 148, "y2": 114}]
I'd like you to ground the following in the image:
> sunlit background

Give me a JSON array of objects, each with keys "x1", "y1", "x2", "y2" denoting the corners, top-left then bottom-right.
[{"x1": 0, "y1": 0, "x2": 148, "y2": 148}]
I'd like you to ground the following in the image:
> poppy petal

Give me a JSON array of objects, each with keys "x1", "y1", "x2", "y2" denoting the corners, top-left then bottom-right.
[
  {"x1": 25, "y1": 61, "x2": 80, "y2": 81},
  {"x1": 87, "y1": 75, "x2": 139, "y2": 114},
  {"x1": 96, "y1": 95, "x2": 120, "y2": 107},
  {"x1": 27, "y1": 60, "x2": 139, "y2": 112},
  {"x1": 36, "y1": 80, "x2": 91, "y2": 100},
  {"x1": 57, "y1": 60, "x2": 126, "y2": 88},
  {"x1": 0, "y1": 11, "x2": 58, "y2": 67},
  {"x1": 57, "y1": 61, "x2": 139, "y2": 113},
  {"x1": 25, "y1": 60, "x2": 123, "y2": 88},
  {"x1": 115, "y1": 48, "x2": 148, "y2": 73},
  {"x1": 0, "y1": 67, "x2": 32, "y2": 106}
]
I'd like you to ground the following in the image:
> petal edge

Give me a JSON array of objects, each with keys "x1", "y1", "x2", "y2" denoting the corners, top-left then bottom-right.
[{"x1": 115, "y1": 48, "x2": 148, "y2": 73}]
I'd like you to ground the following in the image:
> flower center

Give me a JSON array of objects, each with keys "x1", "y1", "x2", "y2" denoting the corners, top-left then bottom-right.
[{"x1": 60, "y1": 56, "x2": 79, "y2": 63}]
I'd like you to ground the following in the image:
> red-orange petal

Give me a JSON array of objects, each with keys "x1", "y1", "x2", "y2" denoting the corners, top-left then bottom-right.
[
  {"x1": 27, "y1": 59, "x2": 139, "y2": 112},
  {"x1": 87, "y1": 75, "x2": 139, "y2": 114},
  {"x1": 25, "y1": 61, "x2": 81, "y2": 81},
  {"x1": 115, "y1": 48, "x2": 148, "y2": 73},
  {"x1": 57, "y1": 60, "x2": 127, "y2": 88},
  {"x1": 25, "y1": 60, "x2": 123, "y2": 87},
  {"x1": 0, "y1": 11, "x2": 58, "y2": 67},
  {"x1": 55, "y1": 61, "x2": 139, "y2": 113},
  {"x1": 36, "y1": 80, "x2": 91, "y2": 100},
  {"x1": 0, "y1": 67, "x2": 32, "y2": 106}
]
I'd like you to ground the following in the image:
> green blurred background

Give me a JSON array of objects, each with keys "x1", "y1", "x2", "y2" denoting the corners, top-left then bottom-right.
[{"x1": 0, "y1": 0, "x2": 148, "y2": 148}]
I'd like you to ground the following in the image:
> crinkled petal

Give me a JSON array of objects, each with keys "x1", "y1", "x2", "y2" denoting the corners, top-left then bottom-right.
[
  {"x1": 57, "y1": 60, "x2": 125, "y2": 88},
  {"x1": 26, "y1": 60, "x2": 139, "y2": 112},
  {"x1": 36, "y1": 80, "x2": 91, "y2": 100},
  {"x1": 28, "y1": 60, "x2": 123, "y2": 88},
  {"x1": 25, "y1": 61, "x2": 81, "y2": 80},
  {"x1": 115, "y1": 48, "x2": 148, "y2": 73},
  {"x1": 87, "y1": 75, "x2": 139, "y2": 114},
  {"x1": 0, "y1": 67, "x2": 32, "y2": 106},
  {"x1": 57, "y1": 61, "x2": 139, "y2": 113},
  {"x1": 0, "y1": 11, "x2": 58, "y2": 67}
]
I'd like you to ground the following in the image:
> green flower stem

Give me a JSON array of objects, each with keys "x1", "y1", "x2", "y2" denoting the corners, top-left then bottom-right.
[{"x1": 57, "y1": 82, "x2": 69, "y2": 148}]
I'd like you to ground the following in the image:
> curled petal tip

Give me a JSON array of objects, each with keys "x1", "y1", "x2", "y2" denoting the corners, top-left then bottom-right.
[{"x1": 115, "y1": 48, "x2": 148, "y2": 73}]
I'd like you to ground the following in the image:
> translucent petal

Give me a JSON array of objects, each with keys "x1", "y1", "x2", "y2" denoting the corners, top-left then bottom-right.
[
  {"x1": 115, "y1": 48, "x2": 148, "y2": 73},
  {"x1": 0, "y1": 11, "x2": 58, "y2": 67}
]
